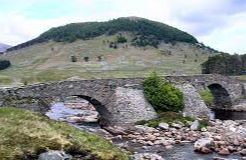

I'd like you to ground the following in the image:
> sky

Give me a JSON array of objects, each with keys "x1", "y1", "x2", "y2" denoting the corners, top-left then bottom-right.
[{"x1": 0, "y1": 0, "x2": 246, "y2": 54}]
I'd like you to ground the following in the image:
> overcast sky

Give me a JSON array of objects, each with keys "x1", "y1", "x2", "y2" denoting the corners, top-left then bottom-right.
[{"x1": 0, "y1": 0, "x2": 246, "y2": 54}]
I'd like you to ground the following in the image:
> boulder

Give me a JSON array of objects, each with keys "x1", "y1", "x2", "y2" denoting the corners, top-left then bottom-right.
[
  {"x1": 194, "y1": 138, "x2": 214, "y2": 153},
  {"x1": 171, "y1": 123, "x2": 182, "y2": 129},
  {"x1": 132, "y1": 153, "x2": 164, "y2": 160},
  {"x1": 158, "y1": 122, "x2": 169, "y2": 130},
  {"x1": 240, "y1": 149, "x2": 246, "y2": 156},
  {"x1": 38, "y1": 151, "x2": 72, "y2": 160},
  {"x1": 218, "y1": 148, "x2": 230, "y2": 155},
  {"x1": 190, "y1": 120, "x2": 200, "y2": 130}
]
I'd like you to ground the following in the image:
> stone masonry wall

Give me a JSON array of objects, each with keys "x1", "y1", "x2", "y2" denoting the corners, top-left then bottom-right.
[{"x1": 0, "y1": 75, "x2": 244, "y2": 126}]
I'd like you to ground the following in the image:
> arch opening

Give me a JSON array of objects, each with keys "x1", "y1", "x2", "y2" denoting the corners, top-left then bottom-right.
[
  {"x1": 46, "y1": 95, "x2": 110, "y2": 129},
  {"x1": 207, "y1": 83, "x2": 232, "y2": 108}
]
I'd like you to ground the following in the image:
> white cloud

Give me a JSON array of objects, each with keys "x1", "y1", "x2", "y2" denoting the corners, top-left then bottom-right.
[{"x1": 0, "y1": 0, "x2": 245, "y2": 54}]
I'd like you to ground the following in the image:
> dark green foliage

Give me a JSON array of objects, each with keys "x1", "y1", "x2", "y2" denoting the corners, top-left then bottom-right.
[
  {"x1": 8, "y1": 17, "x2": 197, "y2": 51},
  {"x1": 109, "y1": 42, "x2": 118, "y2": 49},
  {"x1": 0, "y1": 60, "x2": 11, "y2": 70},
  {"x1": 202, "y1": 53, "x2": 246, "y2": 75},
  {"x1": 116, "y1": 35, "x2": 127, "y2": 43},
  {"x1": 143, "y1": 72, "x2": 184, "y2": 112},
  {"x1": 84, "y1": 57, "x2": 89, "y2": 62},
  {"x1": 70, "y1": 55, "x2": 77, "y2": 62},
  {"x1": 131, "y1": 35, "x2": 159, "y2": 48}
]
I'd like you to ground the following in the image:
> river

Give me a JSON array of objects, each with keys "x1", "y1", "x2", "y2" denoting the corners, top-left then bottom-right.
[{"x1": 46, "y1": 101, "x2": 245, "y2": 160}]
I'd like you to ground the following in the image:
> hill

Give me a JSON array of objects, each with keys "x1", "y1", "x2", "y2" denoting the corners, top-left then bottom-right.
[
  {"x1": 0, "y1": 43, "x2": 11, "y2": 52},
  {"x1": 0, "y1": 17, "x2": 218, "y2": 86},
  {"x1": 7, "y1": 17, "x2": 197, "y2": 51}
]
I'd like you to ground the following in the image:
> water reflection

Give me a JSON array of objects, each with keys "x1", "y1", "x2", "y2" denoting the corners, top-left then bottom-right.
[{"x1": 211, "y1": 109, "x2": 246, "y2": 120}]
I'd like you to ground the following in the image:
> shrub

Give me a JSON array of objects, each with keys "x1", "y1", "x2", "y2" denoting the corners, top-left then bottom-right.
[
  {"x1": 116, "y1": 35, "x2": 127, "y2": 43},
  {"x1": 199, "y1": 89, "x2": 214, "y2": 106},
  {"x1": 143, "y1": 72, "x2": 184, "y2": 112},
  {"x1": 0, "y1": 60, "x2": 11, "y2": 70},
  {"x1": 70, "y1": 55, "x2": 77, "y2": 62}
]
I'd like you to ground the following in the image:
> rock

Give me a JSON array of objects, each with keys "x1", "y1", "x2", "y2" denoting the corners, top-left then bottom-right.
[
  {"x1": 132, "y1": 153, "x2": 164, "y2": 160},
  {"x1": 66, "y1": 116, "x2": 84, "y2": 123},
  {"x1": 165, "y1": 145, "x2": 173, "y2": 150},
  {"x1": 213, "y1": 157, "x2": 227, "y2": 160},
  {"x1": 171, "y1": 123, "x2": 182, "y2": 129},
  {"x1": 103, "y1": 126, "x2": 127, "y2": 135},
  {"x1": 38, "y1": 151, "x2": 72, "y2": 160},
  {"x1": 213, "y1": 135, "x2": 222, "y2": 141},
  {"x1": 240, "y1": 149, "x2": 246, "y2": 156},
  {"x1": 158, "y1": 122, "x2": 169, "y2": 130},
  {"x1": 200, "y1": 147, "x2": 213, "y2": 154},
  {"x1": 190, "y1": 120, "x2": 200, "y2": 130},
  {"x1": 201, "y1": 127, "x2": 207, "y2": 132},
  {"x1": 194, "y1": 138, "x2": 214, "y2": 153},
  {"x1": 218, "y1": 148, "x2": 230, "y2": 155},
  {"x1": 82, "y1": 115, "x2": 98, "y2": 123},
  {"x1": 134, "y1": 125, "x2": 158, "y2": 133}
]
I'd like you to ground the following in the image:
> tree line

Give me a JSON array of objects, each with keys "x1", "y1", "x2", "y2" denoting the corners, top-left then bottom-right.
[{"x1": 202, "y1": 53, "x2": 246, "y2": 75}]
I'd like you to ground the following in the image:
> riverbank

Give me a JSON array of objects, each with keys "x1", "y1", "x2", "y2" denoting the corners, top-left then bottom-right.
[
  {"x1": 0, "y1": 107, "x2": 128, "y2": 160},
  {"x1": 107, "y1": 119, "x2": 246, "y2": 159},
  {"x1": 46, "y1": 101, "x2": 246, "y2": 160}
]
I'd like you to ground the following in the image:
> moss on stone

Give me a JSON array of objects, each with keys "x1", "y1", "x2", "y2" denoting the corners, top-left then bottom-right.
[{"x1": 199, "y1": 89, "x2": 214, "y2": 106}]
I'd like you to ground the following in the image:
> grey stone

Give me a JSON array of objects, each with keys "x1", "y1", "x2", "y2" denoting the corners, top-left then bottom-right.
[
  {"x1": 194, "y1": 138, "x2": 214, "y2": 151},
  {"x1": 38, "y1": 151, "x2": 72, "y2": 160},
  {"x1": 158, "y1": 122, "x2": 169, "y2": 130},
  {"x1": 171, "y1": 123, "x2": 182, "y2": 129},
  {"x1": 0, "y1": 75, "x2": 244, "y2": 126},
  {"x1": 190, "y1": 120, "x2": 200, "y2": 130},
  {"x1": 131, "y1": 153, "x2": 164, "y2": 160}
]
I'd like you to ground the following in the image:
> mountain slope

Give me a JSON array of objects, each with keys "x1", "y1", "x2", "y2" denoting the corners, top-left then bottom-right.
[
  {"x1": 0, "y1": 43, "x2": 11, "y2": 52},
  {"x1": 7, "y1": 17, "x2": 197, "y2": 51},
  {"x1": 0, "y1": 17, "x2": 218, "y2": 86}
]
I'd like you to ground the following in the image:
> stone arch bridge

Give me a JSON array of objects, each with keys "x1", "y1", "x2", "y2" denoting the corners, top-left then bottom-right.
[{"x1": 0, "y1": 74, "x2": 244, "y2": 126}]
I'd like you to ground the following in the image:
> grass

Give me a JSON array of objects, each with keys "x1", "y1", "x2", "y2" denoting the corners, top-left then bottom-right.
[
  {"x1": 199, "y1": 89, "x2": 214, "y2": 106},
  {"x1": 0, "y1": 34, "x2": 213, "y2": 86},
  {"x1": 237, "y1": 75, "x2": 246, "y2": 81},
  {"x1": 0, "y1": 107, "x2": 128, "y2": 160},
  {"x1": 136, "y1": 112, "x2": 195, "y2": 128}
]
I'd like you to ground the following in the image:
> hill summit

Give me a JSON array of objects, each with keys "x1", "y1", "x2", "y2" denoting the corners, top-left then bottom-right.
[{"x1": 8, "y1": 17, "x2": 197, "y2": 51}]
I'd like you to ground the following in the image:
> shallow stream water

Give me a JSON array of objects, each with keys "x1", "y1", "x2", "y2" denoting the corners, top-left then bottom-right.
[{"x1": 46, "y1": 102, "x2": 245, "y2": 160}]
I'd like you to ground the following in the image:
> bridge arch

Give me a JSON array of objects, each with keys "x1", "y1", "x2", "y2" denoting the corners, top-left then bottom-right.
[
  {"x1": 207, "y1": 83, "x2": 232, "y2": 108},
  {"x1": 69, "y1": 95, "x2": 112, "y2": 126}
]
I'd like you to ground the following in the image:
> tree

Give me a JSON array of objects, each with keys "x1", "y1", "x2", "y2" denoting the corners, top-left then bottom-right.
[
  {"x1": 116, "y1": 35, "x2": 127, "y2": 43},
  {"x1": 0, "y1": 60, "x2": 11, "y2": 70},
  {"x1": 201, "y1": 53, "x2": 246, "y2": 75},
  {"x1": 70, "y1": 55, "x2": 77, "y2": 62}
]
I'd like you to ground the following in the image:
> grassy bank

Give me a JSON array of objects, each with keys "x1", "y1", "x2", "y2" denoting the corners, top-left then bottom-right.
[{"x1": 0, "y1": 107, "x2": 128, "y2": 160}]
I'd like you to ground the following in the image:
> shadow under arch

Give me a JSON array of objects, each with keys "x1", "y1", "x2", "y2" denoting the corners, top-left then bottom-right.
[
  {"x1": 207, "y1": 83, "x2": 232, "y2": 108},
  {"x1": 72, "y1": 95, "x2": 111, "y2": 126}
]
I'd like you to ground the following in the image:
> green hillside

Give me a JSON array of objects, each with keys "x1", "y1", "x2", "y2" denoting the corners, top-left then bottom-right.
[
  {"x1": 0, "y1": 17, "x2": 218, "y2": 86},
  {"x1": 8, "y1": 17, "x2": 197, "y2": 51}
]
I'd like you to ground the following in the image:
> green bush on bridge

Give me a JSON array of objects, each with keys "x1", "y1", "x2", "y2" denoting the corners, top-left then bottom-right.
[{"x1": 143, "y1": 72, "x2": 184, "y2": 112}]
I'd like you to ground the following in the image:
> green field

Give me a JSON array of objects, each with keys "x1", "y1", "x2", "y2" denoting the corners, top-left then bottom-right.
[{"x1": 0, "y1": 35, "x2": 213, "y2": 86}]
